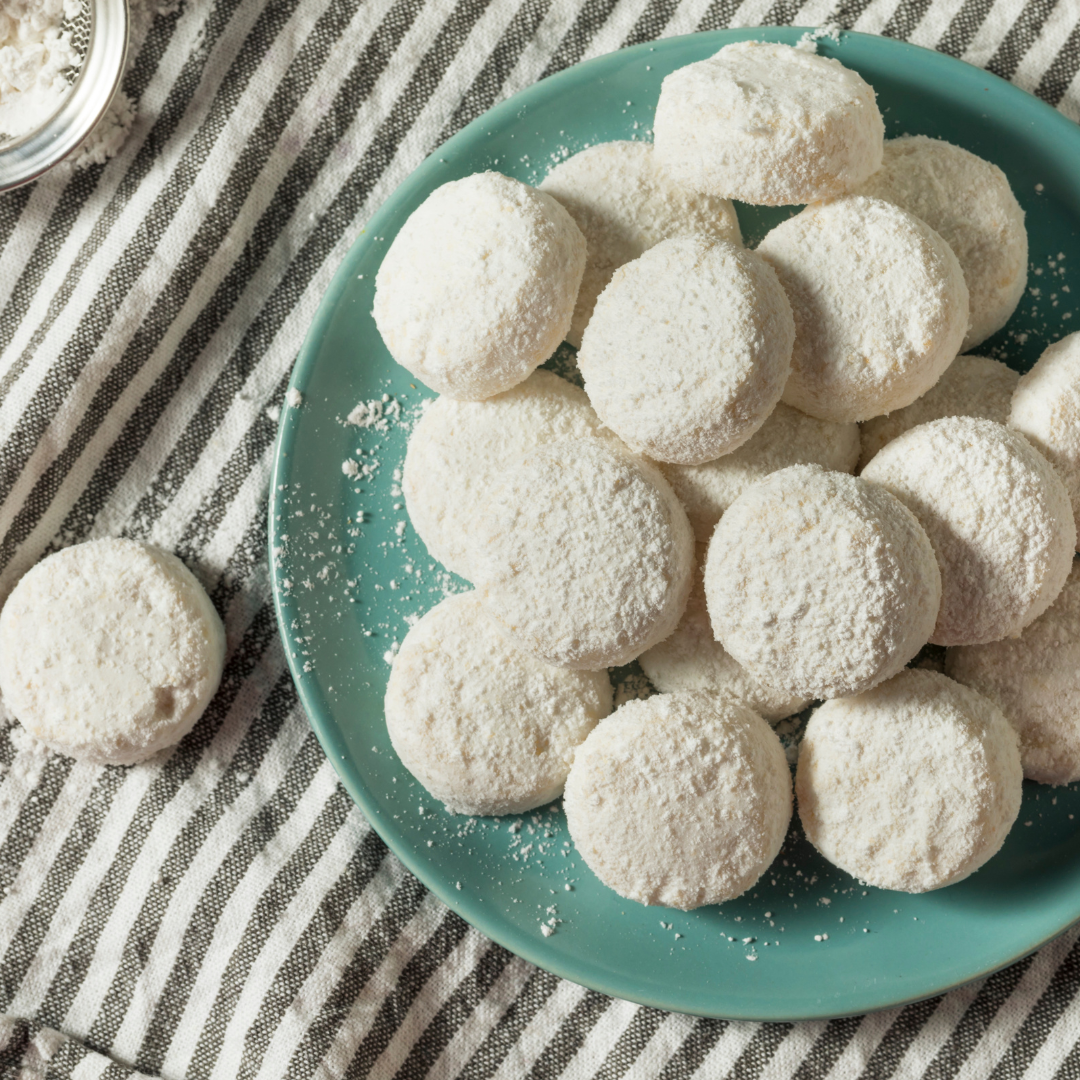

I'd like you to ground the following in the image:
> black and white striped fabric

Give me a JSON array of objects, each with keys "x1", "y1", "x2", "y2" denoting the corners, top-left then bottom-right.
[{"x1": 2, "y1": 1, "x2": 1080, "y2": 1077}]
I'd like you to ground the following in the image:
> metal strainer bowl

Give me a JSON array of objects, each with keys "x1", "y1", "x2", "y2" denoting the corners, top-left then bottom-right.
[{"x1": 0, "y1": 0, "x2": 128, "y2": 191}]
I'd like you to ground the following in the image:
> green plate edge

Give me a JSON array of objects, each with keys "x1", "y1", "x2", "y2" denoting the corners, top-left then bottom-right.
[{"x1": 269, "y1": 26, "x2": 1080, "y2": 1022}]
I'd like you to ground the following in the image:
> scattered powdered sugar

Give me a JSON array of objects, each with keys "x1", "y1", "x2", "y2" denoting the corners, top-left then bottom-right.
[{"x1": 794, "y1": 23, "x2": 843, "y2": 52}]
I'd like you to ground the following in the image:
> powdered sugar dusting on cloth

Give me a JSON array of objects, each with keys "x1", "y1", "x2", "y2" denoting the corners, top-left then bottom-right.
[{"x1": 861, "y1": 417, "x2": 1076, "y2": 645}]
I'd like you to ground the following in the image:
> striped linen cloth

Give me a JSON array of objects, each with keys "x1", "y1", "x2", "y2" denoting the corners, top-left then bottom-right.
[{"x1": 1, "y1": 1, "x2": 1080, "y2": 1077}]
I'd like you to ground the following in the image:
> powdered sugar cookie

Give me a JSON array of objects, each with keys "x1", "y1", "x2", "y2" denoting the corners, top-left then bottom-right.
[
  {"x1": 402, "y1": 371, "x2": 612, "y2": 580},
  {"x1": 473, "y1": 438, "x2": 694, "y2": 670},
  {"x1": 576, "y1": 236, "x2": 794, "y2": 464},
  {"x1": 853, "y1": 135, "x2": 1027, "y2": 352},
  {"x1": 947, "y1": 562, "x2": 1080, "y2": 786},
  {"x1": 757, "y1": 196, "x2": 969, "y2": 423},
  {"x1": 384, "y1": 593, "x2": 612, "y2": 815},
  {"x1": 861, "y1": 417, "x2": 1076, "y2": 645},
  {"x1": 797, "y1": 669, "x2": 1022, "y2": 893},
  {"x1": 539, "y1": 141, "x2": 741, "y2": 347},
  {"x1": 705, "y1": 464, "x2": 940, "y2": 700},
  {"x1": 653, "y1": 41, "x2": 883, "y2": 205},
  {"x1": 859, "y1": 355, "x2": 1018, "y2": 469},
  {"x1": 639, "y1": 551, "x2": 810, "y2": 722},
  {"x1": 0, "y1": 539, "x2": 226, "y2": 765},
  {"x1": 660, "y1": 402, "x2": 859, "y2": 543},
  {"x1": 372, "y1": 172, "x2": 585, "y2": 400},
  {"x1": 564, "y1": 692, "x2": 791, "y2": 909},
  {"x1": 1011, "y1": 332, "x2": 1080, "y2": 550}
]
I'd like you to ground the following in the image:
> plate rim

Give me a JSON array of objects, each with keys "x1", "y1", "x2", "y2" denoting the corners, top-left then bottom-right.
[{"x1": 269, "y1": 25, "x2": 1080, "y2": 1022}]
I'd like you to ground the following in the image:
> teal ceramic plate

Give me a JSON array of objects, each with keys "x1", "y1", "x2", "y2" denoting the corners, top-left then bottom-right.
[{"x1": 269, "y1": 27, "x2": 1080, "y2": 1021}]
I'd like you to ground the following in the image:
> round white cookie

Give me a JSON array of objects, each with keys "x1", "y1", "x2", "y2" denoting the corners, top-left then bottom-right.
[
  {"x1": 639, "y1": 550, "x2": 810, "y2": 722},
  {"x1": 660, "y1": 402, "x2": 860, "y2": 543},
  {"x1": 861, "y1": 417, "x2": 1076, "y2": 646},
  {"x1": 653, "y1": 41, "x2": 883, "y2": 205},
  {"x1": 372, "y1": 172, "x2": 585, "y2": 400},
  {"x1": 705, "y1": 464, "x2": 941, "y2": 700},
  {"x1": 539, "y1": 141, "x2": 742, "y2": 348},
  {"x1": 1011, "y1": 331, "x2": 1080, "y2": 551},
  {"x1": 947, "y1": 561, "x2": 1080, "y2": 786},
  {"x1": 473, "y1": 438, "x2": 695, "y2": 670},
  {"x1": 576, "y1": 236, "x2": 794, "y2": 464},
  {"x1": 852, "y1": 135, "x2": 1027, "y2": 352},
  {"x1": 0, "y1": 539, "x2": 226, "y2": 765},
  {"x1": 564, "y1": 691, "x2": 791, "y2": 909},
  {"x1": 859, "y1": 354, "x2": 1019, "y2": 470},
  {"x1": 402, "y1": 371, "x2": 612, "y2": 579},
  {"x1": 796, "y1": 669, "x2": 1022, "y2": 893},
  {"x1": 757, "y1": 195, "x2": 969, "y2": 423},
  {"x1": 384, "y1": 592, "x2": 612, "y2": 815}
]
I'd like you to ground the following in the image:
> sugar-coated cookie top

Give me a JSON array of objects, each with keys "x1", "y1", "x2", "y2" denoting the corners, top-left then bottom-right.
[
  {"x1": 660, "y1": 401, "x2": 859, "y2": 543},
  {"x1": 854, "y1": 135, "x2": 1027, "y2": 352},
  {"x1": 653, "y1": 41, "x2": 883, "y2": 205},
  {"x1": 473, "y1": 438, "x2": 694, "y2": 670},
  {"x1": 859, "y1": 354, "x2": 1019, "y2": 470},
  {"x1": 540, "y1": 141, "x2": 741, "y2": 347},
  {"x1": 796, "y1": 670, "x2": 1022, "y2": 893},
  {"x1": 402, "y1": 371, "x2": 612, "y2": 580},
  {"x1": 947, "y1": 562, "x2": 1080, "y2": 786},
  {"x1": 372, "y1": 172, "x2": 585, "y2": 400},
  {"x1": 384, "y1": 592, "x2": 613, "y2": 816},
  {"x1": 563, "y1": 691, "x2": 792, "y2": 909},
  {"x1": 705, "y1": 464, "x2": 941, "y2": 700},
  {"x1": 639, "y1": 550, "x2": 811, "y2": 722},
  {"x1": 861, "y1": 417, "x2": 1076, "y2": 646},
  {"x1": 0, "y1": 539, "x2": 225, "y2": 765},
  {"x1": 1011, "y1": 331, "x2": 1080, "y2": 548},
  {"x1": 757, "y1": 195, "x2": 970, "y2": 423},
  {"x1": 577, "y1": 235, "x2": 794, "y2": 464}
]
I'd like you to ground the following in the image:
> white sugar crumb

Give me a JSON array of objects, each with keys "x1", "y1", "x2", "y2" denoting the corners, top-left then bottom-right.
[
  {"x1": 540, "y1": 924, "x2": 555, "y2": 937},
  {"x1": 347, "y1": 397, "x2": 401, "y2": 430},
  {"x1": 795, "y1": 23, "x2": 843, "y2": 51},
  {"x1": 286, "y1": 388, "x2": 303, "y2": 408}
]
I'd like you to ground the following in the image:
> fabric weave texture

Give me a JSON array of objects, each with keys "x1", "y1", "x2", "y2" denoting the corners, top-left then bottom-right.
[{"x1": 2, "y1": 0, "x2": 1080, "y2": 1077}]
